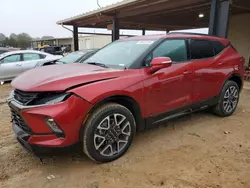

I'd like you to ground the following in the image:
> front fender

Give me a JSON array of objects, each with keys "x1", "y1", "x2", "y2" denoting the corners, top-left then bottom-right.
[{"x1": 68, "y1": 74, "x2": 146, "y2": 117}]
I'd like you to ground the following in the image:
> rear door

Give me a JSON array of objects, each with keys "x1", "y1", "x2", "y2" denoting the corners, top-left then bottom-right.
[
  {"x1": 189, "y1": 39, "x2": 225, "y2": 102},
  {"x1": 21, "y1": 53, "x2": 43, "y2": 72},
  {"x1": 0, "y1": 54, "x2": 22, "y2": 80}
]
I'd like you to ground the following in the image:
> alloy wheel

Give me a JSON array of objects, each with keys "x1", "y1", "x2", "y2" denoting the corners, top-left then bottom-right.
[
  {"x1": 94, "y1": 113, "x2": 131, "y2": 157},
  {"x1": 223, "y1": 85, "x2": 239, "y2": 113}
]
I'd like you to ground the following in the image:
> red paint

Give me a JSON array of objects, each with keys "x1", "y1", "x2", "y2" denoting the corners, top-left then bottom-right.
[
  {"x1": 11, "y1": 34, "x2": 244, "y2": 148},
  {"x1": 142, "y1": 62, "x2": 193, "y2": 116},
  {"x1": 22, "y1": 95, "x2": 92, "y2": 146}
]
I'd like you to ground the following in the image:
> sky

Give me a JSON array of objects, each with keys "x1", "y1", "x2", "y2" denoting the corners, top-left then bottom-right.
[
  {"x1": 0, "y1": 0, "x2": 208, "y2": 38},
  {"x1": 0, "y1": 0, "x2": 121, "y2": 38}
]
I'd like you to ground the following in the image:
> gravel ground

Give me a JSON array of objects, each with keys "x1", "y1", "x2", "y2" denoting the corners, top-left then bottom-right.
[{"x1": 0, "y1": 83, "x2": 250, "y2": 188}]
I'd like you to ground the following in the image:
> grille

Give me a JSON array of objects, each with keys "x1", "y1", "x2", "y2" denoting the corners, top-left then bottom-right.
[
  {"x1": 14, "y1": 89, "x2": 38, "y2": 105},
  {"x1": 11, "y1": 110, "x2": 33, "y2": 134}
]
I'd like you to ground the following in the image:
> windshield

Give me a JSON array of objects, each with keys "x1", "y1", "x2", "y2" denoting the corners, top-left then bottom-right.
[
  {"x1": 59, "y1": 51, "x2": 87, "y2": 64},
  {"x1": 84, "y1": 40, "x2": 156, "y2": 68}
]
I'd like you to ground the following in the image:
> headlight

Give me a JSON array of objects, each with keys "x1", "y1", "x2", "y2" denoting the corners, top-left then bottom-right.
[{"x1": 33, "y1": 93, "x2": 71, "y2": 105}]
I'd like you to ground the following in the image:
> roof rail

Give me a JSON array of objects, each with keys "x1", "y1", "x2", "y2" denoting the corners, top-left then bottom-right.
[{"x1": 168, "y1": 32, "x2": 210, "y2": 36}]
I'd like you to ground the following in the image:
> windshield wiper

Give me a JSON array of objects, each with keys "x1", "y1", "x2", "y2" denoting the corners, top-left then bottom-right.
[{"x1": 86, "y1": 62, "x2": 109, "y2": 68}]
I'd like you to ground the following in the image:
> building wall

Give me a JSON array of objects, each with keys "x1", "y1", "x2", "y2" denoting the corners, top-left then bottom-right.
[
  {"x1": 228, "y1": 13, "x2": 250, "y2": 66},
  {"x1": 78, "y1": 35, "x2": 112, "y2": 50},
  {"x1": 32, "y1": 35, "x2": 112, "y2": 51},
  {"x1": 57, "y1": 38, "x2": 73, "y2": 46}
]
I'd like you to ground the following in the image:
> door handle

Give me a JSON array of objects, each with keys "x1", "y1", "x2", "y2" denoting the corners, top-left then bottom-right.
[
  {"x1": 16, "y1": 64, "x2": 21, "y2": 66},
  {"x1": 183, "y1": 70, "x2": 191, "y2": 75}
]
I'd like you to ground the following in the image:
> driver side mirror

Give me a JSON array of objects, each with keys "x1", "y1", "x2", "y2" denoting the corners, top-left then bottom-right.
[{"x1": 148, "y1": 57, "x2": 172, "y2": 74}]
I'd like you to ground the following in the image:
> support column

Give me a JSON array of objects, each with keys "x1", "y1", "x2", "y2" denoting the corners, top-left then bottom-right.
[
  {"x1": 209, "y1": 0, "x2": 231, "y2": 38},
  {"x1": 112, "y1": 17, "x2": 120, "y2": 42},
  {"x1": 73, "y1": 26, "x2": 79, "y2": 51},
  {"x1": 142, "y1": 28, "x2": 146, "y2": 35}
]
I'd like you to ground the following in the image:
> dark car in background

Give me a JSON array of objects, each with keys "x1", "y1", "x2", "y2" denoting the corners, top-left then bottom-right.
[
  {"x1": 57, "y1": 49, "x2": 98, "y2": 64},
  {"x1": 39, "y1": 46, "x2": 63, "y2": 55}
]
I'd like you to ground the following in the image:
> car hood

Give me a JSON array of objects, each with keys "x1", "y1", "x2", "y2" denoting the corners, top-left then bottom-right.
[{"x1": 12, "y1": 64, "x2": 122, "y2": 92}]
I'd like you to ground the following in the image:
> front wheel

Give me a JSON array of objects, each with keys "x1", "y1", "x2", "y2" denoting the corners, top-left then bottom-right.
[
  {"x1": 82, "y1": 103, "x2": 136, "y2": 163},
  {"x1": 213, "y1": 80, "x2": 240, "y2": 117}
]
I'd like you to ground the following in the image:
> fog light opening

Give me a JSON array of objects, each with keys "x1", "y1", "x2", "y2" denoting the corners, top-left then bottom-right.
[{"x1": 45, "y1": 118, "x2": 65, "y2": 138}]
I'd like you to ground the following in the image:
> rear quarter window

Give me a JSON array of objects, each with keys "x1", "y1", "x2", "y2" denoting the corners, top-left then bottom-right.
[
  {"x1": 211, "y1": 40, "x2": 225, "y2": 55},
  {"x1": 190, "y1": 39, "x2": 215, "y2": 59}
]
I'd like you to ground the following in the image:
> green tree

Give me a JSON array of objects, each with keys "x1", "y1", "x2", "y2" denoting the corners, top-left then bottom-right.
[
  {"x1": 8, "y1": 37, "x2": 17, "y2": 47},
  {"x1": 0, "y1": 33, "x2": 6, "y2": 41},
  {"x1": 0, "y1": 33, "x2": 6, "y2": 46},
  {"x1": 10, "y1": 33, "x2": 17, "y2": 40},
  {"x1": 16, "y1": 33, "x2": 32, "y2": 49}
]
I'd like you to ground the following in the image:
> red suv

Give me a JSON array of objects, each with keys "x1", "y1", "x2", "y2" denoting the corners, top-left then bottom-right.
[{"x1": 8, "y1": 33, "x2": 244, "y2": 162}]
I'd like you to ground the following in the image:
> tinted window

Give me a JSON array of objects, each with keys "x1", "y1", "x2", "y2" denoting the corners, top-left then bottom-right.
[
  {"x1": 54, "y1": 47, "x2": 61, "y2": 51},
  {"x1": 23, "y1": 53, "x2": 41, "y2": 61},
  {"x1": 190, "y1": 40, "x2": 214, "y2": 59},
  {"x1": 2, "y1": 54, "x2": 21, "y2": 63},
  {"x1": 45, "y1": 47, "x2": 61, "y2": 53},
  {"x1": 211, "y1": 41, "x2": 225, "y2": 55},
  {"x1": 153, "y1": 40, "x2": 187, "y2": 62},
  {"x1": 45, "y1": 47, "x2": 54, "y2": 53}
]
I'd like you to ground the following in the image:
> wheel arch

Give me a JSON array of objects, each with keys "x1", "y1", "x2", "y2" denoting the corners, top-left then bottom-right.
[
  {"x1": 80, "y1": 95, "x2": 145, "y2": 141},
  {"x1": 215, "y1": 73, "x2": 242, "y2": 105},
  {"x1": 92, "y1": 95, "x2": 145, "y2": 132},
  {"x1": 227, "y1": 74, "x2": 243, "y2": 91}
]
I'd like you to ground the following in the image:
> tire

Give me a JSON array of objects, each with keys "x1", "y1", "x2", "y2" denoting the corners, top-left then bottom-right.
[
  {"x1": 213, "y1": 80, "x2": 240, "y2": 117},
  {"x1": 82, "y1": 103, "x2": 136, "y2": 163}
]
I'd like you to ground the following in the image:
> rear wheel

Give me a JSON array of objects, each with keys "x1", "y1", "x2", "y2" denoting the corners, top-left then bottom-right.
[
  {"x1": 82, "y1": 103, "x2": 136, "y2": 163},
  {"x1": 213, "y1": 80, "x2": 240, "y2": 117}
]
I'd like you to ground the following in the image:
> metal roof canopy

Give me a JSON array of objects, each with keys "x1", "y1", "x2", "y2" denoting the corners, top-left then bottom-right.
[
  {"x1": 57, "y1": 0, "x2": 250, "y2": 51},
  {"x1": 57, "y1": 0, "x2": 211, "y2": 31},
  {"x1": 57, "y1": 0, "x2": 250, "y2": 31}
]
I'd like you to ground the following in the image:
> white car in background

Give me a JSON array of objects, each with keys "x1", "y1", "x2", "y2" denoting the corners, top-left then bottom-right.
[{"x1": 0, "y1": 50, "x2": 62, "y2": 84}]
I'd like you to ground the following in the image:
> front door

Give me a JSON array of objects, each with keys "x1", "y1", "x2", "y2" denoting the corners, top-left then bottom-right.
[
  {"x1": 0, "y1": 54, "x2": 23, "y2": 81},
  {"x1": 142, "y1": 39, "x2": 193, "y2": 117}
]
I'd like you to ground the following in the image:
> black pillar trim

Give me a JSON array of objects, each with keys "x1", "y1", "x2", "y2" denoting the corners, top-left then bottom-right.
[
  {"x1": 112, "y1": 16, "x2": 120, "y2": 42},
  {"x1": 208, "y1": 0, "x2": 231, "y2": 38},
  {"x1": 142, "y1": 28, "x2": 146, "y2": 35},
  {"x1": 73, "y1": 26, "x2": 79, "y2": 51},
  {"x1": 216, "y1": 0, "x2": 231, "y2": 38},
  {"x1": 208, "y1": 0, "x2": 218, "y2": 36}
]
